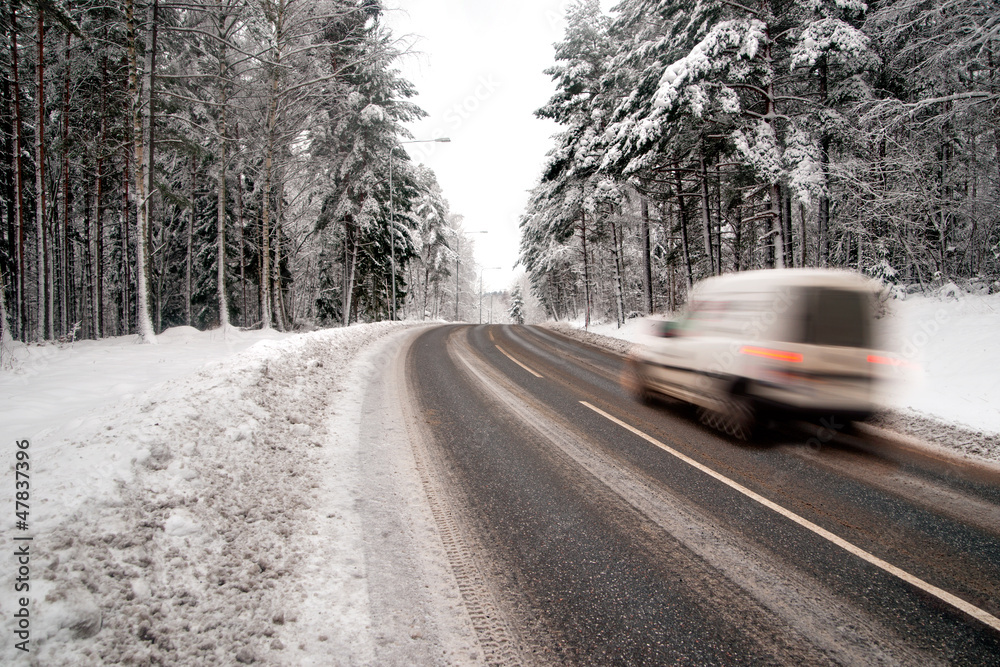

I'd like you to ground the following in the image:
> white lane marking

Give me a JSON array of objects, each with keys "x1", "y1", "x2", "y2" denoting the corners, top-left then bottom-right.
[
  {"x1": 495, "y1": 345, "x2": 543, "y2": 378},
  {"x1": 580, "y1": 400, "x2": 1000, "y2": 633}
]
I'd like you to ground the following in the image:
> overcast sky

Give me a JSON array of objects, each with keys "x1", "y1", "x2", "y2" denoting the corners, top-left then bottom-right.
[{"x1": 383, "y1": 1, "x2": 614, "y2": 292}]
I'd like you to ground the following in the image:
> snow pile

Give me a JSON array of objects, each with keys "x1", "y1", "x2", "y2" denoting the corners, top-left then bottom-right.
[
  {"x1": 1, "y1": 326, "x2": 293, "y2": 446},
  {"x1": 0, "y1": 322, "x2": 425, "y2": 665},
  {"x1": 885, "y1": 288, "x2": 1000, "y2": 436}
]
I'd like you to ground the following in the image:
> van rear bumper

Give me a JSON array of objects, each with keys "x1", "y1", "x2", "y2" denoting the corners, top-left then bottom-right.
[{"x1": 750, "y1": 395, "x2": 874, "y2": 424}]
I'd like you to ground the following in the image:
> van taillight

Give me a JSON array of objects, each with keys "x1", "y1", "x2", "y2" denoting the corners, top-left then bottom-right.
[
  {"x1": 867, "y1": 354, "x2": 906, "y2": 366},
  {"x1": 740, "y1": 346, "x2": 803, "y2": 363}
]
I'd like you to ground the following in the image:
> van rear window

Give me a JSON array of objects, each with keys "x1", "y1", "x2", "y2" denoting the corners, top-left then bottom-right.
[{"x1": 796, "y1": 288, "x2": 870, "y2": 347}]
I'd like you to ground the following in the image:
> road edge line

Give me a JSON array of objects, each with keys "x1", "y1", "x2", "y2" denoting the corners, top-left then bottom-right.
[{"x1": 579, "y1": 400, "x2": 1000, "y2": 633}]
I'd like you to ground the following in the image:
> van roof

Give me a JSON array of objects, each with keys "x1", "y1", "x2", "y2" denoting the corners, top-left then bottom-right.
[{"x1": 692, "y1": 268, "x2": 878, "y2": 296}]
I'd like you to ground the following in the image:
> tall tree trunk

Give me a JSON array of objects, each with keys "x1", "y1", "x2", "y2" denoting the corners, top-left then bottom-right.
[
  {"x1": 641, "y1": 197, "x2": 653, "y2": 314},
  {"x1": 92, "y1": 158, "x2": 103, "y2": 338},
  {"x1": 817, "y1": 56, "x2": 830, "y2": 267},
  {"x1": 259, "y1": 1, "x2": 285, "y2": 330},
  {"x1": 770, "y1": 183, "x2": 785, "y2": 269},
  {"x1": 186, "y1": 155, "x2": 194, "y2": 326},
  {"x1": 423, "y1": 265, "x2": 430, "y2": 320},
  {"x1": 799, "y1": 202, "x2": 807, "y2": 267},
  {"x1": 609, "y1": 216, "x2": 625, "y2": 327},
  {"x1": 763, "y1": 28, "x2": 785, "y2": 270},
  {"x1": 237, "y1": 179, "x2": 247, "y2": 326},
  {"x1": 61, "y1": 32, "x2": 71, "y2": 336},
  {"x1": 35, "y1": 9, "x2": 47, "y2": 341},
  {"x1": 733, "y1": 206, "x2": 743, "y2": 272},
  {"x1": 273, "y1": 177, "x2": 286, "y2": 330},
  {"x1": 234, "y1": 126, "x2": 247, "y2": 326},
  {"x1": 215, "y1": 15, "x2": 230, "y2": 331},
  {"x1": 83, "y1": 190, "x2": 92, "y2": 338},
  {"x1": 699, "y1": 144, "x2": 715, "y2": 276},
  {"x1": 0, "y1": 261, "x2": 11, "y2": 357},
  {"x1": 146, "y1": 0, "x2": 160, "y2": 326},
  {"x1": 343, "y1": 221, "x2": 357, "y2": 327},
  {"x1": 122, "y1": 151, "x2": 131, "y2": 334},
  {"x1": 660, "y1": 202, "x2": 675, "y2": 311},
  {"x1": 93, "y1": 49, "x2": 107, "y2": 338},
  {"x1": 342, "y1": 222, "x2": 348, "y2": 323},
  {"x1": 260, "y1": 94, "x2": 276, "y2": 329},
  {"x1": 673, "y1": 172, "x2": 694, "y2": 290},
  {"x1": 784, "y1": 188, "x2": 793, "y2": 267},
  {"x1": 127, "y1": 0, "x2": 157, "y2": 342},
  {"x1": 10, "y1": 3, "x2": 27, "y2": 340},
  {"x1": 217, "y1": 101, "x2": 229, "y2": 329},
  {"x1": 2, "y1": 76, "x2": 14, "y2": 340}
]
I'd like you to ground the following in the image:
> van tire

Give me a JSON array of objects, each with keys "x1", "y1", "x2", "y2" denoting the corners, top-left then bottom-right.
[
  {"x1": 722, "y1": 394, "x2": 757, "y2": 441},
  {"x1": 699, "y1": 390, "x2": 757, "y2": 441}
]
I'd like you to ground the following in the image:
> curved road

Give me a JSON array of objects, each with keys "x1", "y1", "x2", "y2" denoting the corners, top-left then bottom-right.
[{"x1": 403, "y1": 324, "x2": 1000, "y2": 665}]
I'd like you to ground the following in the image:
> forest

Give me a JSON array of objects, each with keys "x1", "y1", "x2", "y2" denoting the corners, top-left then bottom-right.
[
  {"x1": 0, "y1": 0, "x2": 475, "y2": 346},
  {"x1": 519, "y1": 0, "x2": 1000, "y2": 325}
]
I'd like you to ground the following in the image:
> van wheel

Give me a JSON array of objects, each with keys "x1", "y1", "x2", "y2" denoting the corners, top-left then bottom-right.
[
  {"x1": 723, "y1": 395, "x2": 757, "y2": 441},
  {"x1": 700, "y1": 394, "x2": 756, "y2": 441}
]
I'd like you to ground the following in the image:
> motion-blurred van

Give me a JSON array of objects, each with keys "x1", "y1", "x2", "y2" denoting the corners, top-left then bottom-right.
[{"x1": 625, "y1": 269, "x2": 896, "y2": 439}]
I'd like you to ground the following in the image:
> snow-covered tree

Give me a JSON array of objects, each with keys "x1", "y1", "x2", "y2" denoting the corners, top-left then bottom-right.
[
  {"x1": 406, "y1": 165, "x2": 452, "y2": 319},
  {"x1": 311, "y1": 12, "x2": 425, "y2": 325},
  {"x1": 508, "y1": 285, "x2": 525, "y2": 325},
  {"x1": 0, "y1": 0, "x2": 449, "y2": 343},
  {"x1": 856, "y1": 0, "x2": 1000, "y2": 281}
]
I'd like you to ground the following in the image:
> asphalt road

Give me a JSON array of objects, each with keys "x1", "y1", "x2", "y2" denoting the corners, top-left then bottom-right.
[{"x1": 405, "y1": 323, "x2": 1000, "y2": 665}]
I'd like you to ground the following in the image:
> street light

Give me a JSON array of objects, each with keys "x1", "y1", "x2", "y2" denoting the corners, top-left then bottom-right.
[
  {"x1": 455, "y1": 230, "x2": 487, "y2": 321},
  {"x1": 479, "y1": 267, "x2": 501, "y2": 325},
  {"x1": 389, "y1": 137, "x2": 451, "y2": 320}
]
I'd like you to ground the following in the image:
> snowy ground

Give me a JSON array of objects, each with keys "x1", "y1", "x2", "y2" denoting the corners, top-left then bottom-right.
[
  {"x1": 551, "y1": 286, "x2": 1000, "y2": 462},
  {"x1": 0, "y1": 322, "x2": 483, "y2": 666}
]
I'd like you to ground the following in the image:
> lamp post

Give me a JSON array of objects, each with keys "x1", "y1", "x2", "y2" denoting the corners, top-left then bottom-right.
[
  {"x1": 389, "y1": 137, "x2": 451, "y2": 320},
  {"x1": 479, "y1": 267, "x2": 501, "y2": 324},
  {"x1": 455, "y1": 230, "x2": 487, "y2": 321}
]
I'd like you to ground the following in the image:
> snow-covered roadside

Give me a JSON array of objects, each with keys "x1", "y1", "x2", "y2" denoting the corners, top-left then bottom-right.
[
  {"x1": 546, "y1": 289, "x2": 1000, "y2": 462},
  {"x1": 0, "y1": 322, "x2": 451, "y2": 665},
  {"x1": 282, "y1": 325, "x2": 484, "y2": 666},
  {"x1": 1, "y1": 326, "x2": 294, "y2": 446}
]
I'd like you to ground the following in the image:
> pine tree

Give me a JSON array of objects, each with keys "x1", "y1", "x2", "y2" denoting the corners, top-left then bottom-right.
[{"x1": 508, "y1": 285, "x2": 525, "y2": 325}]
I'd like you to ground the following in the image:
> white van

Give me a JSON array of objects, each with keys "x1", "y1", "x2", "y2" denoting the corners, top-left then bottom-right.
[{"x1": 625, "y1": 269, "x2": 896, "y2": 439}]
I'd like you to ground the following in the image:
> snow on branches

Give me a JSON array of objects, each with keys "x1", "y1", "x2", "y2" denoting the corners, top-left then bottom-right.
[
  {"x1": 791, "y1": 18, "x2": 875, "y2": 70},
  {"x1": 653, "y1": 19, "x2": 768, "y2": 113}
]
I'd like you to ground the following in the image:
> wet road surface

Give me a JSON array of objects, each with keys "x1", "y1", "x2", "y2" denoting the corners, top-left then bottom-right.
[{"x1": 405, "y1": 324, "x2": 1000, "y2": 665}]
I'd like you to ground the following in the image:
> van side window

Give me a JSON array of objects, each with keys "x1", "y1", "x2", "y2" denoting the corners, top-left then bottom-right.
[
  {"x1": 685, "y1": 299, "x2": 732, "y2": 335},
  {"x1": 796, "y1": 288, "x2": 871, "y2": 347},
  {"x1": 731, "y1": 294, "x2": 778, "y2": 338}
]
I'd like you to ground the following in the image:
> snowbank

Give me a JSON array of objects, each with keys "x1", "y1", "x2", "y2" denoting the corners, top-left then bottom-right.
[
  {"x1": 886, "y1": 290, "x2": 1000, "y2": 434},
  {"x1": 1, "y1": 326, "x2": 293, "y2": 447},
  {"x1": 0, "y1": 322, "x2": 428, "y2": 665}
]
